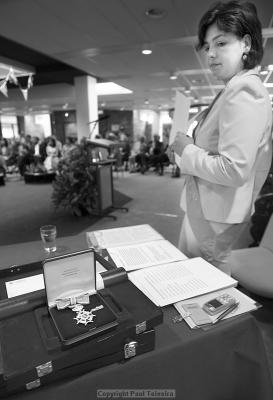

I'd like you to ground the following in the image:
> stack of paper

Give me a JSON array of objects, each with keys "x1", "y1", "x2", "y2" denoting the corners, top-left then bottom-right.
[
  {"x1": 86, "y1": 224, "x2": 164, "y2": 249},
  {"x1": 86, "y1": 224, "x2": 187, "y2": 272},
  {"x1": 128, "y1": 257, "x2": 238, "y2": 307}
]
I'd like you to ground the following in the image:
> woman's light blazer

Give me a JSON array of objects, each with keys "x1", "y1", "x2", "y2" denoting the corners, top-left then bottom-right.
[{"x1": 180, "y1": 68, "x2": 273, "y2": 223}]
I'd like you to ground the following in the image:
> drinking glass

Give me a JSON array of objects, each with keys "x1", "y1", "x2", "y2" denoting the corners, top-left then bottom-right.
[{"x1": 40, "y1": 225, "x2": 57, "y2": 253}]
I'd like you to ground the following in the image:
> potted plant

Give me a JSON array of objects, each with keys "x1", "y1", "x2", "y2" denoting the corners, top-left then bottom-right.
[{"x1": 52, "y1": 142, "x2": 98, "y2": 216}]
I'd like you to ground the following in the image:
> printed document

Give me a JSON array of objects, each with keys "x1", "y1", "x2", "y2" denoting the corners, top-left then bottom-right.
[
  {"x1": 107, "y1": 239, "x2": 187, "y2": 272},
  {"x1": 86, "y1": 224, "x2": 164, "y2": 248},
  {"x1": 169, "y1": 90, "x2": 191, "y2": 167},
  {"x1": 128, "y1": 257, "x2": 237, "y2": 307}
]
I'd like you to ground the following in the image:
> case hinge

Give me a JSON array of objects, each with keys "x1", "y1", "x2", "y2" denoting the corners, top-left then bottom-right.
[
  {"x1": 36, "y1": 361, "x2": 53, "y2": 377},
  {"x1": 136, "y1": 321, "x2": 146, "y2": 334},
  {"x1": 124, "y1": 341, "x2": 138, "y2": 359},
  {"x1": 26, "y1": 379, "x2": 41, "y2": 390}
]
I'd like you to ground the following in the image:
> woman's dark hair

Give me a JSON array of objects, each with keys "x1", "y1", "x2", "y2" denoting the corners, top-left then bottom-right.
[{"x1": 196, "y1": 1, "x2": 263, "y2": 69}]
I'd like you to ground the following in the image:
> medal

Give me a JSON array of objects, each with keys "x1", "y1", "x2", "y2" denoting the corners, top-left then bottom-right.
[{"x1": 70, "y1": 304, "x2": 104, "y2": 326}]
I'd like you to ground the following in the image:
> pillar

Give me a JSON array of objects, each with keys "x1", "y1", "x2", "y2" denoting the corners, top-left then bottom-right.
[{"x1": 74, "y1": 75, "x2": 98, "y2": 142}]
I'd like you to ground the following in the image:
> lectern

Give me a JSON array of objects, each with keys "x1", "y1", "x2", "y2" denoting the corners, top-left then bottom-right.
[{"x1": 92, "y1": 160, "x2": 128, "y2": 220}]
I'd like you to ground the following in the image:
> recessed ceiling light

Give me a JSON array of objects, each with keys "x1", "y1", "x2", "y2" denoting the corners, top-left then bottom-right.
[
  {"x1": 144, "y1": 99, "x2": 149, "y2": 105},
  {"x1": 142, "y1": 48, "x2": 152, "y2": 55},
  {"x1": 145, "y1": 8, "x2": 167, "y2": 19},
  {"x1": 169, "y1": 73, "x2": 177, "y2": 80}
]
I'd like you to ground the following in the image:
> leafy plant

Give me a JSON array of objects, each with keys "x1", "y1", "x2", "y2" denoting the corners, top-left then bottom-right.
[{"x1": 52, "y1": 142, "x2": 98, "y2": 216}]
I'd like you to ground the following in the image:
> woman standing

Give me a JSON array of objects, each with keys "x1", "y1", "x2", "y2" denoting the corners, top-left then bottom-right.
[{"x1": 171, "y1": 1, "x2": 272, "y2": 274}]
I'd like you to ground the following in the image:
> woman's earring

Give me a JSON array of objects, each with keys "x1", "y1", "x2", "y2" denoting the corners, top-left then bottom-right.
[{"x1": 242, "y1": 53, "x2": 248, "y2": 61}]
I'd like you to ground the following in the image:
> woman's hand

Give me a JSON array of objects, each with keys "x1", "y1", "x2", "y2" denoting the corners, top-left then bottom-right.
[
  {"x1": 171, "y1": 132, "x2": 194, "y2": 157},
  {"x1": 166, "y1": 146, "x2": 175, "y2": 164}
]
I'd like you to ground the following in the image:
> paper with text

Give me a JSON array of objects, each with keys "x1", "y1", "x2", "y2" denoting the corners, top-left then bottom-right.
[
  {"x1": 107, "y1": 239, "x2": 187, "y2": 272},
  {"x1": 86, "y1": 224, "x2": 164, "y2": 248},
  {"x1": 128, "y1": 257, "x2": 237, "y2": 306}
]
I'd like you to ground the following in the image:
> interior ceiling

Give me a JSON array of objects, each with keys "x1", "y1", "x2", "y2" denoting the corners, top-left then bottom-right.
[{"x1": 0, "y1": 0, "x2": 272, "y2": 114}]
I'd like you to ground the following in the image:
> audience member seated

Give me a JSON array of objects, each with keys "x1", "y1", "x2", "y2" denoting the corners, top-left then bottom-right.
[
  {"x1": 44, "y1": 136, "x2": 60, "y2": 172},
  {"x1": 62, "y1": 137, "x2": 77, "y2": 159},
  {"x1": 149, "y1": 134, "x2": 169, "y2": 176},
  {"x1": 17, "y1": 135, "x2": 35, "y2": 176},
  {"x1": 0, "y1": 152, "x2": 7, "y2": 179},
  {"x1": 135, "y1": 137, "x2": 150, "y2": 174},
  {"x1": 0, "y1": 138, "x2": 11, "y2": 162},
  {"x1": 120, "y1": 136, "x2": 131, "y2": 171}
]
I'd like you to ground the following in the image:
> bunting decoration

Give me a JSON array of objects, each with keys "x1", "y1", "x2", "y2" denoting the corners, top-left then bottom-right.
[
  {"x1": 0, "y1": 79, "x2": 8, "y2": 97},
  {"x1": 8, "y1": 68, "x2": 18, "y2": 86},
  {"x1": 20, "y1": 88, "x2": 29, "y2": 101},
  {"x1": 27, "y1": 74, "x2": 33, "y2": 89},
  {"x1": 0, "y1": 67, "x2": 34, "y2": 100}
]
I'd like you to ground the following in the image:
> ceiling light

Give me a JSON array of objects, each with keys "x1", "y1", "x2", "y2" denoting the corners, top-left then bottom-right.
[
  {"x1": 169, "y1": 73, "x2": 177, "y2": 80},
  {"x1": 268, "y1": 65, "x2": 273, "y2": 71},
  {"x1": 184, "y1": 88, "x2": 191, "y2": 94},
  {"x1": 145, "y1": 8, "x2": 167, "y2": 19},
  {"x1": 142, "y1": 48, "x2": 152, "y2": 55},
  {"x1": 144, "y1": 99, "x2": 149, "y2": 105}
]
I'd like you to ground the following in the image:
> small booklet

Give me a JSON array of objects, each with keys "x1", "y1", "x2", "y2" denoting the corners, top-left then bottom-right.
[
  {"x1": 128, "y1": 257, "x2": 237, "y2": 307},
  {"x1": 174, "y1": 287, "x2": 259, "y2": 329}
]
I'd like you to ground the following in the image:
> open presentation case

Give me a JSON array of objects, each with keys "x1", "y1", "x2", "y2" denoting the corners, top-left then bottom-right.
[
  {"x1": 42, "y1": 249, "x2": 118, "y2": 346},
  {"x1": 0, "y1": 250, "x2": 163, "y2": 397}
]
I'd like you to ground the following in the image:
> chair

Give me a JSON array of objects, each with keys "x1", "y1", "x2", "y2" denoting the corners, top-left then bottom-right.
[
  {"x1": 229, "y1": 211, "x2": 273, "y2": 298},
  {"x1": 113, "y1": 151, "x2": 125, "y2": 177}
]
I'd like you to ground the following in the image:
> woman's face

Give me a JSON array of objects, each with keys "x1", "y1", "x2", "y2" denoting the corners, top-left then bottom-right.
[{"x1": 203, "y1": 23, "x2": 250, "y2": 84}]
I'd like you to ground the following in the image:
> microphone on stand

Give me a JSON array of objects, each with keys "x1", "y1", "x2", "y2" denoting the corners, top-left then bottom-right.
[{"x1": 87, "y1": 115, "x2": 110, "y2": 125}]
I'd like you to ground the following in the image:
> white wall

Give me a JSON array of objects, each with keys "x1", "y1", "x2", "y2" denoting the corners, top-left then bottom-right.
[{"x1": 24, "y1": 113, "x2": 52, "y2": 139}]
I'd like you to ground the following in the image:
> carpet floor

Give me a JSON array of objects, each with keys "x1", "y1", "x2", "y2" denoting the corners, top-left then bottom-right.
[{"x1": 0, "y1": 176, "x2": 132, "y2": 246}]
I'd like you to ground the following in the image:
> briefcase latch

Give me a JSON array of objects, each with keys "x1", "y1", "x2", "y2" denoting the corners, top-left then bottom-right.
[
  {"x1": 36, "y1": 361, "x2": 53, "y2": 377},
  {"x1": 124, "y1": 341, "x2": 138, "y2": 359},
  {"x1": 136, "y1": 321, "x2": 146, "y2": 334},
  {"x1": 26, "y1": 379, "x2": 41, "y2": 390}
]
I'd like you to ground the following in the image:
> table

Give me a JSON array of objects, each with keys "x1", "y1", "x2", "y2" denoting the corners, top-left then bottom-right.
[{"x1": 0, "y1": 236, "x2": 273, "y2": 400}]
